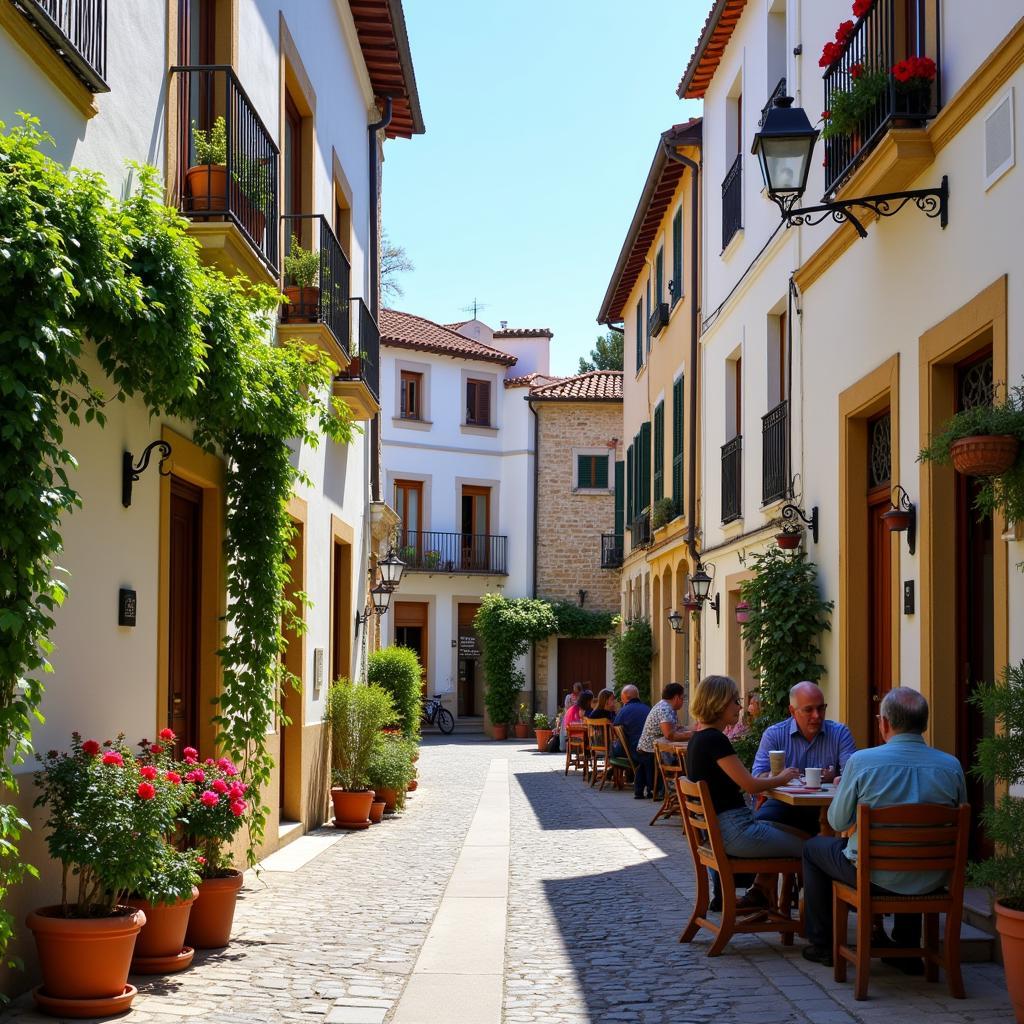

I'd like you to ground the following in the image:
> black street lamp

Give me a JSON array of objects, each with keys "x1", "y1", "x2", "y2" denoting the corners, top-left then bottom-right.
[
  {"x1": 377, "y1": 547, "x2": 407, "y2": 591},
  {"x1": 667, "y1": 609, "x2": 684, "y2": 635},
  {"x1": 751, "y1": 96, "x2": 948, "y2": 239}
]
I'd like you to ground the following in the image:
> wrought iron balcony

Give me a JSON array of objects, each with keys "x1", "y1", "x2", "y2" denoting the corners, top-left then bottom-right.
[
  {"x1": 823, "y1": 0, "x2": 941, "y2": 195},
  {"x1": 630, "y1": 511, "x2": 652, "y2": 550},
  {"x1": 721, "y1": 435, "x2": 742, "y2": 524},
  {"x1": 280, "y1": 214, "x2": 350, "y2": 359},
  {"x1": 338, "y1": 297, "x2": 379, "y2": 401},
  {"x1": 759, "y1": 77, "x2": 787, "y2": 127},
  {"x1": 12, "y1": 0, "x2": 108, "y2": 91},
  {"x1": 170, "y1": 65, "x2": 280, "y2": 274},
  {"x1": 648, "y1": 301, "x2": 669, "y2": 337},
  {"x1": 601, "y1": 533, "x2": 624, "y2": 570},
  {"x1": 762, "y1": 400, "x2": 788, "y2": 505},
  {"x1": 721, "y1": 153, "x2": 743, "y2": 250},
  {"x1": 396, "y1": 531, "x2": 508, "y2": 576}
]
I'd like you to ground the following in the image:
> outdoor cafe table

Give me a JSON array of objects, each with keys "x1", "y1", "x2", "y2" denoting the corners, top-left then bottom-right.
[{"x1": 763, "y1": 783, "x2": 837, "y2": 835}]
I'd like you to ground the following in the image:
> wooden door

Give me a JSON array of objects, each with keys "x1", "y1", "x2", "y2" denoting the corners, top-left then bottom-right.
[
  {"x1": 168, "y1": 478, "x2": 203, "y2": 751},
  {"x1": 557, "y1": 638, "x2": 607, "y2": 707},
  {"x1": 866, "y1": 412, "x2": 892, "y2": 745},
  {"x1": 457, "y1": 603, "x2": 482, "y2": 718},
  {"x1": 954, "y1": 352, "x2": 995, "y2": 858},
  {"x1": 395, "y1": 601, "x2": 429, "y2": 698},
  {"x1": 461, "y1": 486, "x2": 490, "y2": 570},
  {"x1": 395, "y1": 480, "x2": 423, "y2": 555}
]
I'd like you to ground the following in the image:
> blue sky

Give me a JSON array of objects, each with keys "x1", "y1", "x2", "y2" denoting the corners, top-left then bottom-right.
[{"x1": 383, "y1": 1, "x2": 706, "y2": 376}]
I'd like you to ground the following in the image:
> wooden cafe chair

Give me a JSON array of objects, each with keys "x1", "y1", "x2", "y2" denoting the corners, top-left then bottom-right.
[
  {"x1": 650, "y1": 740, "x2": 686, "y2": 825},
  {"x1": 676, "y1": 777, "x2": 803, "y2": 956},
  {"x1": 585, "y1": 719, "x2": 614, "y2": 790},
  {"x1": 609, "y1": 725, "x2": 637, "y2": 790},
  {"x1": 564, "y1": 723, "x2": 587, "y2": 777},
  {"x1": 832, "y1": 802, "x2": 970, "y2": 1000}
]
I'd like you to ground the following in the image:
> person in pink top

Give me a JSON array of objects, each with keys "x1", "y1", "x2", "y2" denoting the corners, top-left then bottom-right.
[{"x1": 563, "y1": 690, "x2": 593, "y2": 729}]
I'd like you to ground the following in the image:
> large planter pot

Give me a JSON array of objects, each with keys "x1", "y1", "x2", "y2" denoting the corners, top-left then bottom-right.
[
  {"x1": 492, "y1": 724, "x2": 508, "y2": 741},
  {"x1": 185, "y1": 164, "x2": 228, "y2": 212},
  {"x1": 331, "y1": 787, "x2": 374, "y2": 830},
  {"x1": 377, "y1": 786, "x2": 399, "y2": 812},
  {"x1": 125, "y1": 888, "x2": 198, "y2": 974},
  {"x1": 950, "y1": 435, "x2": 1020, "y2": 477},
  {"x1": 369, "y1": 800, "x2": 386, "y2": 824},
  {"x1": 185, "y1": 870, "x2": 244, "y2": 950},
  {"x1": 995, "y1": 900, "x2": 1024, "y2": 1023},
  {"x1": 282, "y1": 285, "x2": 320, "y2": 323},
  {"x1": 26, "y1": 905, "x2": 145, "y2": 1015},
  {"x1": 514, "y1": 723, "x2": 529, "y2": 739},
  {"x1": 535, "y1": 728, "x2": 554, "y2": 752}
]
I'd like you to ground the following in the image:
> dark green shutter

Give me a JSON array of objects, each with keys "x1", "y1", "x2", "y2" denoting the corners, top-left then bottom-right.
[
  {"x1": 672, "y1": 376, "x2": 684, "y2": 512},
  {"x1": 672, "y1": 208, "x2": 683, "y2": 302},
  {"x1": 633, "y1": 430, "x2": 643, "y2": 515},
  {"x1": 655, "y1": 249, "x2": 664, "y2": 305},
  {"x1": 653, "y1": 402, "x2": 664, "y2": 502},
  {"x1": 645, "y1": 280, "x2": 651, "y2": 350},
  {"x1": 594, "y1": 455, "x2": 609, "y2": 489},
  {"x1": 640, "y1": 421, "x2": 652, "y2": 510},
  {"x1": 614, "y1": 461, "x2": 624, "y2": 537},
  {"x1": 626, "y1": 444, "x2": 634, "y2": 522},
  {"x1": 635, "y1": 298, "x2": 643, "y2": 370},
  {"x1": 577, "y1": 454, "x2": 592, "y2": 489}
]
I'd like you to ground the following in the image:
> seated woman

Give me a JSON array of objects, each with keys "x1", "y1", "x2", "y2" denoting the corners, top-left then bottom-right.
[
  {"x1": 687, "y1": 674, "x2": 806, "y2": 910},
  {"x1": 563, "y1": 689, "x2": 593, "y2": 730},
  {"x1": 585, "y1": 688, "x2": 616, "y2": 721}
]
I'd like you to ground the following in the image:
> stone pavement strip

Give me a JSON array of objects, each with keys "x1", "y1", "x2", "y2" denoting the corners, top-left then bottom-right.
[{"x1": 0, "y1": 738, "x2": 1014, "y2": 1024}]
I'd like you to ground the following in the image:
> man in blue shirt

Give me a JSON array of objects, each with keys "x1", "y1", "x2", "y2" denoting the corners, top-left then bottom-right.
[
  {"x1": 801, "y1": 687, "x2": 968, "y2": 971},
  {"x1": 611, "y1": 684, "x2": 651, "y2": 798},
  {"x1": 752, "y1": 681, "x2": 857, "y2": 834}
]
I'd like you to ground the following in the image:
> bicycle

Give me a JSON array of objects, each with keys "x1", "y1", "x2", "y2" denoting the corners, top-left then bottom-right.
[{"x1": 422, "y1": 694, "x2": 455, "y2": 735}]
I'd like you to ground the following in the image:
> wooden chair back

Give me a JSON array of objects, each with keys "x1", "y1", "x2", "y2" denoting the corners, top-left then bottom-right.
[
  {"x1": 611, "y1": 725, "x2": 636, "y2": 775},
  {"x1": 857, "y1": 801, "x2": 969, "y2": 880},
  {"x1": 585, "y1": 718, "x2": 613, "y2": 788},
  {"x1": 649, "y1": 740, "x2": 687, "y2": 824},
  {"x1": 564, "y1": 722, "x2": 587, "y2": 777}
]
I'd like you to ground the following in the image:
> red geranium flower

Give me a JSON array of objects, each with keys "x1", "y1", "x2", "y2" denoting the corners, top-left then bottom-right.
[
  {"x1": 852, "y1": 0, "x2": 873, "y2": 17},
  {"x1": 850, "y1": 62, "x2": 864, "y2": 79},
  {"x1": 158, "y1": 727, "x2": 176, "y2": 741},
  {"x1": 819, "y1": 41, "x2": 843, "y2": 68},
  {"x1": 137, "y1": 782, "x2": 156, "y2": 800},
  {"x1": 185, "y1": 768, "x2": 206, "y2": 784},
  {"x1": 835, "y1": 20, "x2": 855, "y2": 44},
  {"x1": 101, "y1": 751, "x2": 124, "y2": 767},
  {"x1": 822, "y1": 110, "x2": 832, "y2": 120},
  {"x1": 197, "y1": 855, "x2": 206, "y2": 865},
  {"x1": 165, "y1": 771, "x2": 182, "y2": 785},
  {"x1": 81, "y1": 740, "x2": 101, "y2": 756},
  {"x1": 150, "y1": 744, "x2": 163, "y2": 755},
  {"x1": 140, "y1": 765, "x2": 158, "y2": 780},
  {"x1": 230, "y1": 800, "x2": 246, "y2": 817},
  {"x1": 212, "y1": 779, "x2": 229, "y2": 794},
  {"x1": 183, "y1": 746, "x2": 198, "y2": 759},
  {"x1": 200, "y1": 790, "x2": 220, "y2": 808}
]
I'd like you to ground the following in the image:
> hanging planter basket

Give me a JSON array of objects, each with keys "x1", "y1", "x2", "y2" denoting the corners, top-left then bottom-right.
[
  {"x1": 776, "y1": 531, "x2": 801, "y2": 550},
  {"x1": 881, "y1": 508, "x2": 913, "y2": 533},
  {"x1": 950, "y1": 435, "x2": 1019, "y2": 477}
]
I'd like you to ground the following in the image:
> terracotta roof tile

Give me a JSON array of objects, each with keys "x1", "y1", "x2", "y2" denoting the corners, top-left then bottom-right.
[
  {"x1": 492, "y1": 327, "x2": 553, "y2": 339},
  {"x1": 505, "y1": 372, "x2": 562, "y2": 389},
  {"x1": 379, "y1": 309, "x2": 517, "y2": 365},
  {"x1": 677, "y1": 0, "x2": 748, "y2": 100},
  {"x1": 528, "y1": 371, "x2": 623, "y2": 402}
]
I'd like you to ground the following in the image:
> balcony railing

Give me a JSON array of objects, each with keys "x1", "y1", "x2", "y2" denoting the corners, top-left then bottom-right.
[
  {"x1": 823, "y1": 0, "x2": 941, "y2": 194},
  {"x1": 762, "y1": 400, "x2": 789, "y2": 505},
  {"x1": 721, "y1": 153, "x2": 743, "y2": 250},
  {"x1": 721, "y1": 435, "x2": 742, "y2": 524},
  {"x1": 280, "y1": 214, "x2": 350, "y2": 357},
  {"x1": 630, "y1": 511, "x2": 652, "y2": 550},
  {"x1": 396, "y1": 531, "x2": 508, "y2": 576},
  {"x1": 758, "y1": 77, "x2": 787, "y2": 127},
  {"x1": 13, "y1": 0, "x2": 108, "y2": 91},
  {"x1": 171, "y1": 65, "x2": 280, "y2": 274},
  {"x1": 648, "y1": 301, "x2": 669, "y2": 337},
  {"x1": 338, "y1": 297, "x2": 380, "y2": 404},
  {"x1": 601, "y1": 533, "x2": 624, "y2": 570}
]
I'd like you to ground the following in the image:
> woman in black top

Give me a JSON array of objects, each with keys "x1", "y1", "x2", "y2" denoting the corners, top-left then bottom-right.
[
  {"x1": 585, "y1": 688, "x2": 616, "y2": 721},
  {"x1": 687, "y1": 675, "x2": 805, "y2": 909}
]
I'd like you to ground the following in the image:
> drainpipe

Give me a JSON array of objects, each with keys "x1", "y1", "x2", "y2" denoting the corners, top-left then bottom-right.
[
  {"x1": 368, "y1": 97, "x2": 392, "y2": 503},
  {"x1": 662, "y1": 139, "x2": 701, "y2": 568},
  {"x1": 528, "y1": 398, "x2": 540, "y2": 719}
]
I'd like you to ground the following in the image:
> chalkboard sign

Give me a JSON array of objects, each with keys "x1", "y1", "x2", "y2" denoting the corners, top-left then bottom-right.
[{"x1": 458, "y1": 632, "x2": 481, "y2": 659}]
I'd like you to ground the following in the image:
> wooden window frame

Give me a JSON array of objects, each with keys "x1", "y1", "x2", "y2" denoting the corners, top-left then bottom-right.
[
  {"x1": 465, "y1": 378, "x2": 492, "y2": 427},
  {"x1": 400, "y1": 370, "x2": 423, "y2": 420}
]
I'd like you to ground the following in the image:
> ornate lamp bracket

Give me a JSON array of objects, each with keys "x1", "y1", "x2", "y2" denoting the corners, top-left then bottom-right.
[
  {"x1": 122, "y1": 441, "x2": 172, "y2": 508},
  {"x1": 779, "y1": 502, "x2": 819, "y2": 544}
]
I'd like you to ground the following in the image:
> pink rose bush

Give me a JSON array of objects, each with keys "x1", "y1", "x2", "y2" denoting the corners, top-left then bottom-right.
[{"x1": 176, "y1": 751, "x2": 248, "y2": 878}]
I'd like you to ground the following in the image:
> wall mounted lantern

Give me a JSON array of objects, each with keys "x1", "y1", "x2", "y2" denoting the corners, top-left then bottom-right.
[
  {"x1": 122, "y1": 440, "x2": 172, "y2": 508},
  {"x1": 667, "y1": 609, "x2": 684, "y2": 634},
  {"x1": 735, "y1": 599, "x2": 751, "y2": 625},
  {"x1": 377, "y1": 547, "x2": 407, "y2": 591},
  {"x1": 355, "y1": 576, "x2": 396, "y2": 636},
  {"x1": 882, "y1": 484, "x2": 917, "y2": 555},
  {"x1": 776, "y1": 502, "x2": 819, "y2": 550},
  {"x1": 751, "y1": 97, "x2": 948, "y2": 239},
  {"x1": 689, "y1": 564, "x2": 721, "y2": 627}
]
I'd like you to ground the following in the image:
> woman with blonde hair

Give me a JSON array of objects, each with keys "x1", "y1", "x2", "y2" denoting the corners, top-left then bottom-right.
[
  {"x1": 585, "y1": 688, "x2": 617, "y2": 721},
  {"x1": 687, "y1": 674, "x2": 805, "y2": 910}
]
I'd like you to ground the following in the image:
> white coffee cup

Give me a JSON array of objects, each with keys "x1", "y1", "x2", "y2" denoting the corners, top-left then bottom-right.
[{"x1": 804, "y1": 767, "x2": 822, "y2": 789}]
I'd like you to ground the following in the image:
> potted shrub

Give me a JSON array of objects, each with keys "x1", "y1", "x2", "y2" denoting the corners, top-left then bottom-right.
[
  {"x1": 423, "y1": 549, "x2": 441, "y2": 570},
  {"x1": 775, "y1": 528, "x2": 802, "y2": 550},
  {"x1": 651, "y1": 497, "x2": 676, "y2": 531},
  {"x1": 367, "y1": 646, "x2": 423, "y2": 742},
  {"x1": 232, "y1": 154, "x2": 271, "y2": 242},
  {"x1": 534, "y1": 713, "x2": 554, "y2": 752},
  {"x1": 282, "y1": 234, "x2": 321, "y2": 323},
  {"x1": 969, "y1": 661, "x2": 1024, "y2": 1022},
  {"x1": 28, "y1": 733, "x2": 188, "y2": 1016},
  {"x1": 178, "y1": 748, "x2": 249, "y2": 949},
  {"x1": 821, "y1": 64, "x2": 888, "y2": 141},
  {"x1": 919, "y1": 382, "x2": 1024, "y2": 496},
  {"x1": 513, "y1": 703, "x2": 530, "y2": 739},
  {"x1": 326, "y1": 678, "x2": 394, "y2": 829},
  {"x1": 187, "y1": 116, "x2": 227, "y2": 212},
  {"x1": 367, "y1": 733, "x2": 413, "y2": 813},
  {"x1": 892, "y1": 54, "x2": 937, "y2": 117}
]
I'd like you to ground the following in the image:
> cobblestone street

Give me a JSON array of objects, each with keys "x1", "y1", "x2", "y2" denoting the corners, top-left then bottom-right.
[{"x1": 1, "y1": 737, "x2": 1014, "y2": 1024}]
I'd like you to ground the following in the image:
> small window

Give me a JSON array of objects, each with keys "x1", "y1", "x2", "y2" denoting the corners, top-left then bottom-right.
[
  {"x1": 577, "y1": 453, "x2": 609, "y2": 490},
  {"x1": 400, "y1": 371, "x2": 423, "y2": 420},
  {"x1": 466, "y1": 378, "x2": 491, "y2": 426}
]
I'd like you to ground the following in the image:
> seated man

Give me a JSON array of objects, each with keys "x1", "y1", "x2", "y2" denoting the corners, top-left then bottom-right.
[
  {"x1": 611, "y1": 684, "x2": 650, "y2": 792},
  {"x1": 801, "y1": 687, "x2": 967, "y2": 971},
  {"x1": 637, "y1": 682, "x2": 692, "y2": 800},
  {"x1": 752, "y1": 681, "x2": 857, "y2": 835}
]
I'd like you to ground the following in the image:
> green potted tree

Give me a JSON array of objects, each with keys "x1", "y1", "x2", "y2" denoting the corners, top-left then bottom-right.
[
  {"x1": 534, "y1": 713, "x2": 554, "y2": 752},
  {"x1": 367, "y1": 734, "x2": 414, "y2": 813},
  {"x1": 969, "y1": 661, "x2": 1024, "y2": 1022},
  {"x1": 326, "y1": 679, "x2": 394, "y2": 829},
  {"x1": 188, "y1": 116, "x2": 227, "y2": 211},
  {"x1": 367, "y1": 645, "x2": 423, "y2": 741},
  {"x1": 282, "y1": 234, "x2": 321, "y2": 323}
]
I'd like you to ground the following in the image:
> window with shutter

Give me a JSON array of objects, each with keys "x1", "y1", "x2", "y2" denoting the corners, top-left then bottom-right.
[
  {"x1": 635, "y1": 298, "x2": 643, "y2": 371},
  {"x1": 640, "y1": 421, "x2": 652, "y2": 510},
  {"x1": 626, "y1": 444, "x2": 634, "y2": 522},
  {"x1": 645, "y1": 279, "x2": 651, "y2": 351},
  {"x1": 655, "y1": 249, "x2": 664, "y2": 304},
  {"x1": 400, "y1": 371, "x2": 422, "y2": 420},
  {"x1": 653, "y1": 402, "x2": 664, "y2": 502},
  {"x1": 672, "y1": 208, "x2": 683, "y2": 303},
  {"x1": 466, "y1": 378, "x2": 491, "y2": 426},
  {"x1": 632, "y1": 430, "x2": 642, "y2": 517},
  {"x1": 594, "y1": 455, "x2": 608, "y2": 489},
  {"x1": 577, "y1": 454, "x2": 593, "y2": 489},
  {"x1": 614, "y1": 461, "x2": 624, "y2": 538},
  {"x1": 576, "y1": 453, "x2": 610, "y2": 490},
  {"x1": 672, "y1": 376, "x2": 684, "y2": 512}
]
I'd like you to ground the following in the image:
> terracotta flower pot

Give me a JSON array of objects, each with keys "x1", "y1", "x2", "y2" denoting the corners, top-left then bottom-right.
[
  {"x1": 995, "y1": 900, "x2": 1024, "y2": 1023},
  {"x1": 185, "y1": 870, "x2": 243, "y2": 950},
  {"x1": 369, "y1": 800, "x2": 386, "y2": 824},
  {"x1": 26, "y1": 904, "x2": 145, "y2": 1008},
  {"x1": 185, "y1": 164, "x2": 228, "y2": 212},
  {"x1": 125, "y1": 888, "x2": 198, "y2": 973},
  {"x1": 331, "y1": 787, "x2": 374, "y2": 830},
  {"x1": 514, "y1": 723, "x2": 529, "y2": 739},
  {"x1": 950, "y1": 434, "x2": 1020, "y2": 477},
  {"x1": 377, "y1": 787, "x2": 398, "y2": 812},
  {"x1": 282, "y1": 285, "x2": 320, "y2": 323},
  {"x1": 535, "y1": 728, "x2": 553, "y2": 752},
  {"x1": 492, "y1": 724, "x2": 508, "y2": 741},
  {"x1": 406, "y1": 778, "x2": 418, "y2": 792},
  {"x1": 881, "y1": 508, "x2": 914, "y2": 533},
  {"x1": 776, "y1": 531, "x2": 801, "y2": 550}
]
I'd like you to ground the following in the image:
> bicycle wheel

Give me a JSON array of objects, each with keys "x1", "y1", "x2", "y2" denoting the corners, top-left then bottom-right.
[{"x1": 436, "y1": 707, "x2": 455, "y2": 735}]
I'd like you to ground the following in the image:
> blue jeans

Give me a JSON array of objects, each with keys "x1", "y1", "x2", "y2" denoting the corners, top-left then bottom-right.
[
  {"x1": 756, "y1": 797, "x2": 821, "y2": 836},
  {"x1": 634, "y1": 751, "x2": 654, "y2": 797},
  {"x1": 716, "y1": 806, "x2": 807, "y2": 859}
]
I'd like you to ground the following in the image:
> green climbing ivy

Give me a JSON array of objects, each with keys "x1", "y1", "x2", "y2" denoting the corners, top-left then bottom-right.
[
  {"x1": 547, "y1": 601, "x2": 615, "y2": 638},
  {"x1": 0, "y1": 115, "x2": 354, "y2": 964},
  {"x1": 607, "y1": 617, "x2": 654, "y2": 703}
]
